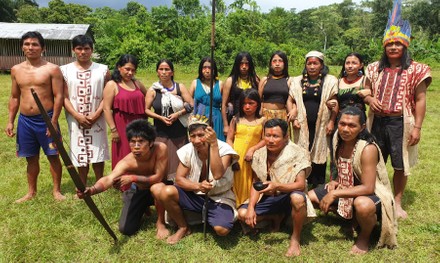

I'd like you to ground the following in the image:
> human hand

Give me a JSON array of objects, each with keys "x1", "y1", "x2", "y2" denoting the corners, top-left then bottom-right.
[
  {"x1": 325, "y1": 180, "x2": 339, "y2": 192},
  {"x1": 199, "y1": 180, "x2": 213, "y2": 193},
  {"x1": 326, "y1": 99, "x2": 338, "y2": 109},
  {"x1": 76, "y1": 114, "x2": 92, "y2": 129},
  {"x1": 259, "y1": 181, "x2": 278, "y2": 195},
  {"x1": 167, "y1": 112, "x2": 180, "y2": 124},
  {"x1": 287, "y1": 110, "x2": 297, "y2": 122},
  {"x1": 408, "y1": 127, "x2": 421, "y2": 146},
  {"x1": 244, "y1": 149, "x2": 254, "y2": 162},
  {"x1": 46, "y1": 120, "x2": 59, "y2": 137},
  {"x1": 5, "y1": 123, "x2": 15, "y2": 137},
  {"x1": 319, "y1": 191, "x2": 336, "y2": 214},
  {"x1": 161, "y1": 116, "x2": 173, "y2": 126},
  {"x1": 202, "y1": 126, "x2": 218, "y2": 146},
  {"x1": 326, "y1": 121, "x2": 335, "y2": 135},
  {"x1": 365, "y1": 96, "x2": 382, "y2": 112},
  {"x1": 114, "y1": 175, "x2": 135, "y2": 190},
  {"x1": 76, "y1": 187, "x2": 93, "y2": 199},
  {"x1": 111, "y1": 130, "x2": 120, "y2": 142},
  {"x1": 292, "y1": 119, "x2": 300, "y2": 129},
  {"x1": 244, "y1": 208, "x2": 257, "y2": 228}
]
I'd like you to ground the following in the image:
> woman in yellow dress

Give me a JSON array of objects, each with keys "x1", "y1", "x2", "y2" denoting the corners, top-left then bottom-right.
[{"x1": 226, "y1": 89, "x2": 265, "y2": 207}]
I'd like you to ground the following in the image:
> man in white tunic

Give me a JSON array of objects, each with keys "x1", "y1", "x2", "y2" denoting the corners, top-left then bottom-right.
[{"x1": 61, "y1": 35, "x2": 110, "y2": 186}]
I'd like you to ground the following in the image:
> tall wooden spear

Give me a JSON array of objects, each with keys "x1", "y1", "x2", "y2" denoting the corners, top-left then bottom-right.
[{"x1": 203, "y1": 0, "x2": 216, "y2": 240}]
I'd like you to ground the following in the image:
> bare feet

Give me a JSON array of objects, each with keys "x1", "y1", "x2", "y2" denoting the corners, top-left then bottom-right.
[
  {"x1": 15, "y1": 193, "x2": 36, "y2": 203},
  {"x1": 396, "y1": 205, "x2": 408, "y2": 219},
  {"x1": 350, "y1": 242, "x2": 369, "y2": 255},
  {"x1": 166, "y1": 227, "x2": 191, "y2": 244},
  {"x1": 285, "y1": 238, "x2": 301, "y2": 257},
  {"x1": 156, "y1": 223, "x2": 170, "y2": 240},
  {"x1": 53, "y1": 191, "x2": 66, "y2": 201}
]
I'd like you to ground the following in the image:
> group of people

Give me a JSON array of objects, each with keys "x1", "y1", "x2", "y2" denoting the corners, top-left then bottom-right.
[{"x1": 5, "y1": 0, "x2": 431, "y2": 257}]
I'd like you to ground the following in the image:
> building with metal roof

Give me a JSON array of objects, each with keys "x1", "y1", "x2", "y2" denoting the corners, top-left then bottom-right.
[{"x1": 0, "y1": 23, "x2": 91, "y2": 70}]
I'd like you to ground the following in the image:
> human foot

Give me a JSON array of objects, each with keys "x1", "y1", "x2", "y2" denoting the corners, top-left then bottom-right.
[
  {"x1": 285, "y1": 239, "x2": 301, "y2": 257},
  {"x1": 350, "y1": 237, "x2": 369, "y2": 255},
  {"x1": 53, "y1": 191, "x2": 66, "y2": 201},
  {"x1": 15, "y1": 193, "x2": 36, "y2": 203},
  {"x1": 166, "y1": 227, "x2": 191, "y2": 244},
  {"x1": 156, "y1": 223, "x2": 170, "y2": 240},
  {"x1": 396, "y1": 205, "x2": 408, "y2": 219}
]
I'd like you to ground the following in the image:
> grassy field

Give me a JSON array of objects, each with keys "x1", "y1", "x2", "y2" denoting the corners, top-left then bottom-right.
[{"x1": 0, "y1": 65, "x2": 439, "y2": 262}]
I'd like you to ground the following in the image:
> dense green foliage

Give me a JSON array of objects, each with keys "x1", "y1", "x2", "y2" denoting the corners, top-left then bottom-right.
[{"x1": 2, "y1": 0, "x2": 440, "y2": 71}]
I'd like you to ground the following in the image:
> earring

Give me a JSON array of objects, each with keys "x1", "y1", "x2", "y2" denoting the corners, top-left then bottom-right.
[
  {"x1": 357, "y1": 69, "x2": 363, "y2": 77},
  {"x1": 343, "y1": 70, "x2": 347, "y2": 76}
]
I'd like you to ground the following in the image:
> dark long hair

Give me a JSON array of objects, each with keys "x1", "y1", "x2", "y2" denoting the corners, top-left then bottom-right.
[
  {"x1": 378, "y1": 46, "x2": 412, "y2": 74},
  {"x1": 338, "y1": 52, "x2": 365, "y2": 79},
  {"x1": 111, "y1": 54, "x2": 138, "y2": 82},
  {"x1": 237, "y1": 89, "x2": 262, "y2": 120},
  {"x1": 267, "y1": 50, "x2": 289, "y2": 79},
  {"x1": 197, "y1": 56, "x2": 218, "y2": 81},
  {"x1": 156, "y1": 58, "x2": 174, "y2": 81}
]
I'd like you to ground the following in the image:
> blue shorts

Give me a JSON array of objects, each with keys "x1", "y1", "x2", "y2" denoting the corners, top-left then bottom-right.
[
  {"x1": 240, "y1": 191, "x2": 306, "y2": 215},
  {"x1": 16, "y1": 111, "x2": 59, "y2": 157},
  {"x1": 175, "y1": 186, "x2": 235, "y2": 230}
]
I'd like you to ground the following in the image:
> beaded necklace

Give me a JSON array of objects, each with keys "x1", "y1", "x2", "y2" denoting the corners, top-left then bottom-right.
[{"x1": 302, "y1": 73, "x2": 322, "y2": 96}]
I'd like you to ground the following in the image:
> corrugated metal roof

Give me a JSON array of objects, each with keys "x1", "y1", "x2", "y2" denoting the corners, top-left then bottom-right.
[{"x1": 0, "y1": 23, "x2": 90, "y2": 40}]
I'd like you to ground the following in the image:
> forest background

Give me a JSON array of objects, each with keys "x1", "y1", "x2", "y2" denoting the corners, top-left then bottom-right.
[{"x1": 2, "y1": 0, "x2": 440, "y2": 72}]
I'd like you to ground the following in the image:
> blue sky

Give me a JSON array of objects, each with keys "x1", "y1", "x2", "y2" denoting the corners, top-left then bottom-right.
[{"x1": 34, "y1": 0, "x2": 362, "y2": 13}]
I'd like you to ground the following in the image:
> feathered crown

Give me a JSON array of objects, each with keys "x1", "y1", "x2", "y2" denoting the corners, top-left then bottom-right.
[
  {"x1": 188, "y1": 114, "x2": 209, "y2": 128},
  {"x1": 383, "y1": 0, "x2": 411, "y2": 47}
]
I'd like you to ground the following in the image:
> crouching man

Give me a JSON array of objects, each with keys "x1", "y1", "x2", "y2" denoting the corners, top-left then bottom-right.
[
  {"x1": 308, "y1": 106, "x2": 397, "y2": 254},
  {"x1": 77, "y1": 119, "x2": 169, "y2": 237},
  {"x1": 152, "y1": 115, "x2": 238, "y2": 244},
  {"x1": 238, "y1": 119, "x2": 316, "y2": 257}
]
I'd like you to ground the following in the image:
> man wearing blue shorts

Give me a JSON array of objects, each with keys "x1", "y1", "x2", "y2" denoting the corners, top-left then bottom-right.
[
  {"x1": 238, "y1": 119, "x2": 316, "y2": 257},
  {"x1": 153, "y1": 115, "x2": 238, "y2": 244},
  {"x1": 5, "y1": 31, "x2": 65, "y2": 203}
]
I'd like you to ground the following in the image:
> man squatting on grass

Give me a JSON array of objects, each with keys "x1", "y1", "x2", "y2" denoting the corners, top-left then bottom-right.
[
  {"x1": 309, "y1": 107, "x2": 397, "y2": 255},
  {"x1": 238, "y1": 119, "x2": 317, "y2": 257},
  {"x1": 5, "y1": 31, "x2": 65, "y2": 203},
  {"x1": 77, "y1": 119, "x2": 170, "y2": 238},
  {"x1": 152, "y1": 115, "x2": 239, "y2": 244}
]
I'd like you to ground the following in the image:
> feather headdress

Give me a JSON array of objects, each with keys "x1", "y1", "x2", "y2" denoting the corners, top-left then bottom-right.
[{"x1": 383, "y1": 0, "x2": 411, "y2": 47}]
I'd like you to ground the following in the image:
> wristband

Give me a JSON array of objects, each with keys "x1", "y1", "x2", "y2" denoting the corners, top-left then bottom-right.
[
  {"x1": 110, "y1": 127, "x2": 117, "y2": 133},
  {"x1": 413, "y1": 126, "x2": 422, "y2": 130},
  {"x1": 131, "y1": 175, "x2": 137, "y2": 183}
]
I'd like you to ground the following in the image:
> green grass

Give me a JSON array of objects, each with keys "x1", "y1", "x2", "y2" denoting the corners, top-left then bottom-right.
[{"x1": 0, "y1": 64, "x2": 439, "y2": 262}]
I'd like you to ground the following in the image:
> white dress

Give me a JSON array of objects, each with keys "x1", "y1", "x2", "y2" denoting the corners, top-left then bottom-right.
[{"x1": 60, "y1": 62, "x2": 109, "y2": 167}]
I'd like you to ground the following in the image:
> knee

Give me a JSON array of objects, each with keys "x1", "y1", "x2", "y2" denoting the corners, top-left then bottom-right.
[
  {"x1": 213, "y1": 226, "x2": 230, "y2": 236},
  {"x1": 150, "y1": 183, "x2": 165, "y2": 198},
  {"x1": 290, "y1": 193, "x2": 306, "y2": 210},
  {"x1": 160, "y1": 185, "x2": 177, "y2": 200},
  {"x1": 353, "y1": 197, "x2": 376, "y2": 218},
  {"x1": 237, "y1": 208, "x2": 247, "y2": 221}
]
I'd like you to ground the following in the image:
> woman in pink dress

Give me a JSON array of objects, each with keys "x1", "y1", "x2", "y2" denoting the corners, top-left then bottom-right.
[{"x1": 103, "y1": 54, "x2": 147, "y2": 168}]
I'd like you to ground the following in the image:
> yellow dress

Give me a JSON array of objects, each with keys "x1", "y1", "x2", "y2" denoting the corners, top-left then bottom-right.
[{"x1": 233, "y1": 122, "x2": 263, "y2": 207}]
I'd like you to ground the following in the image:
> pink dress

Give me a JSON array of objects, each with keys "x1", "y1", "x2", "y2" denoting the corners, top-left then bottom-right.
[{"x1": 112, "y1": 81, "x2": 146, "y2": 168}]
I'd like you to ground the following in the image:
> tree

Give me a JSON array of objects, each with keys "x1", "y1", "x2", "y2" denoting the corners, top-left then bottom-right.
[{"x1": 173, "y1": 0, "x2": 202, "y2": 17}]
